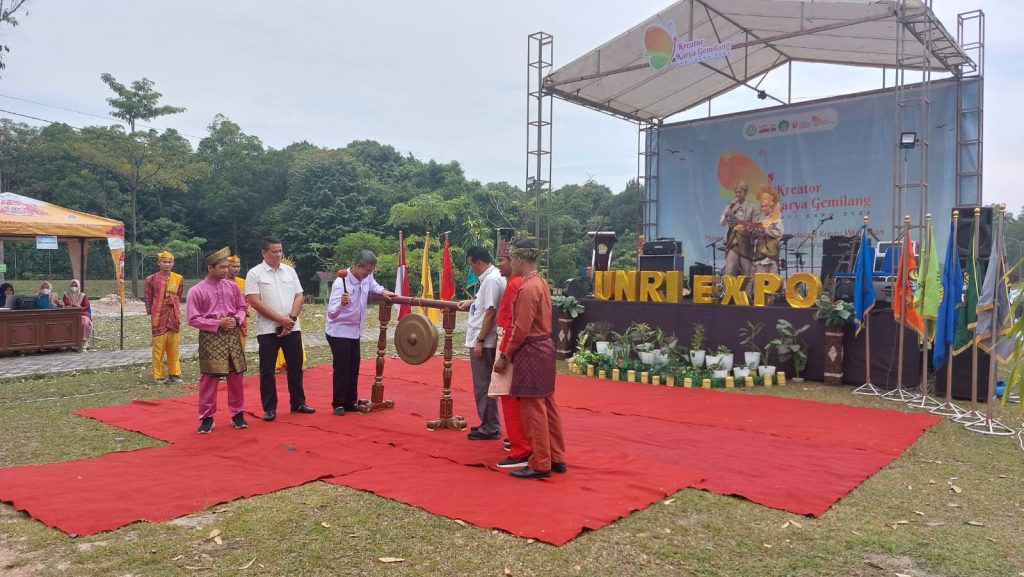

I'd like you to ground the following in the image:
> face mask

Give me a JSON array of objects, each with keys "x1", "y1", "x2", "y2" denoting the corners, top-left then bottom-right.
[
  {"x1": 70, "y1": 286, "x2": 80, "y2": 293},
  {"x1": 42, "y1": 288, "x2": 51, "y2": 295}
]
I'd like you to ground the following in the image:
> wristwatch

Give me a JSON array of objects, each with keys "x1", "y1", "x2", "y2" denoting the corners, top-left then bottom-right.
[
  {"x1": 476, "y1": 338, "x2": 485, "y2": 343},
  {"x1": 289, "y1": 315, "x2": 298, "y2": 321}
]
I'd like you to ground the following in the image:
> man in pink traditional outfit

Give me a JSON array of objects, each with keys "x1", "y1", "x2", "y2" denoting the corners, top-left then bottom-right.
[{"x1": 187, "y1": 247, "x2": 249, "y2": 434}]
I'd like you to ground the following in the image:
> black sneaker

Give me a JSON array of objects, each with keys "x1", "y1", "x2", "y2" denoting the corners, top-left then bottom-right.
[
  {"x1": 231, "y1": 413, "x2": 248, "y2": 429},
  {"x1": 502, "y1": 438, "x2": 512, "y2": 452},
  {"x1": 333, "y1": 407, "x2": 346, "y2": 416},
  {"x1": 197, "y1": 417, "x2": 215, "y2": 434},
  {"x1": 497, "y1": 455, "x2": 530, "y2": 469},
  {"x1": 467, "y1": 430, "x2": 501, "y2": 441},
  {"x1": 551, "y1": 462, "x2": 568, "y2": 474}
]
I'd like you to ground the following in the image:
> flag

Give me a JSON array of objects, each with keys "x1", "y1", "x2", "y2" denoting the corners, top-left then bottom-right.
[
  {"x1": 913, "y1": 223, "x2": 941, "y2": 341},
  {"x1": 974, "y1": 214, "x2": 1013, "y2": 363},
  {"x1": 393, "y1": 232, "x2": 412, "y2": 321},
  {"x1": 419, "y1": 234, "x2": 440, "y2": 324},
  {"x1": 953, "y1": 218, "x2": 981, "y2": 354},
  {"x1": 853, "y1": 225, "x2": 875, "y2": 336},
  {"x1": 933, "y1": 217, "x2": 963, "y2": 367},
  {"x1": 893, "y1": 229, "x2": 925, "y2": 337},
  {"x1": 440, "y1": 234, "x2": 455, "y2": 301},
  {"x1": 466, "y1": 267, "x2": 479, "y2": 289}
]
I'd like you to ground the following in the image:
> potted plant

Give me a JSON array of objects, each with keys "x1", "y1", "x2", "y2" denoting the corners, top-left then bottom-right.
[
  {"x1": 813, "y1": 296, "x2": 854, "y2": 385},
  {"x1": 738, "y1": 321, "x2": 764, "y2": 368},
  {"x1": 733, "y1": 365, "x2": 751, "y2": 379},
  {"x1": 769, "y1": 319, "x2": 810, "y2": 381},
  {"x1": 590, "y1": 320, "x2": 612, "y2": 355},
  {"x1": 759, "y1": 338, "x2": 776, "y2": 377},
  {"x1": 715, "y1": 344, "x2": 734, "y2": 371},
  {"x1": 624, "y1": 321, "x2": 655, "y2": 362},
  {"x1": 689, "y1": 322, "x2": 707, "y2": 367},
  {"x1": 708, "y1": 357, "x2": 729, "y2": 379},
  {"x1": 656, "y1": 331, "x2": 676, "y2": 364},
  {"x1": 636, "y1": 342, "x2": 656, "y2": 365},
  {"x1": 552, "y1": 295, "x2": 585, "y2": 359}
]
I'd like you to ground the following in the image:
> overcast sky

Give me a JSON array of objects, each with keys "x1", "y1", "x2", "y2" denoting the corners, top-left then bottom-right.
[{"x1": 2, "y1": 0, "x2": 1021, "y2": 211}]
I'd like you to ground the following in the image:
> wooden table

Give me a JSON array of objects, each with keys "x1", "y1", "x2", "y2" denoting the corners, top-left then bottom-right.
[{"x1": 0, "y1": 308, "x2": 83, "y2": 354}]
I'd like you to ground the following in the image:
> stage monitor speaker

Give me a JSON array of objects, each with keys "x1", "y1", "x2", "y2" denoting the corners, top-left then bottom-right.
[
  {"x1": 833, "y1": 277, "x2": 854, "y2": 301},
  {"x1": 935, "y1": 349, "x2": 990, "y2": 400},
  {"x1": 953, "y1": 205, "x2": 993, "y2": 263},
  {"x1": 640, "y1": 254, "x2": 682, "y2": 272},
  {"x1": 643, "y1": 239, "x2": 682, "y2": 256},
  {"x1": 822, "y1": 235, "x2": 855, "y2": 256}
]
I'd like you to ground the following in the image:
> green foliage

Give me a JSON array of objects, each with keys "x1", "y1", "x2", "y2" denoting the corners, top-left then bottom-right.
[
  {"x1": 813, "y1": 296, "x2": 854, "y2": 328},
  {"x1": 738, "y1": 321, "x2": 764, "y2": 352},
  {"x1": 689, "y1": 322, "x2": 706, "y2": 351},
  {"x1": 552, "y1": 295, "x2": 585, "y2": 319},
  {"x1": 0, "y1": 0, "x2": 29, "y2": 74},
  {"x1": 768, "y1": 319, "x2": 810, "y2": 378}
]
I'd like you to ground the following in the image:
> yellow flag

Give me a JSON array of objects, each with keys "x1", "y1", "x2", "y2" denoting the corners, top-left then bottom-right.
[{"x1": 420, "y1": 234, "x2": 440, "y2": 324}]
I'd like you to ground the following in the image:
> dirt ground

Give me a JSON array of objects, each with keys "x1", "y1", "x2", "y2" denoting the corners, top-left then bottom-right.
[{"x1": 89, "y1": 294, "x2": 148, "y2": 317}]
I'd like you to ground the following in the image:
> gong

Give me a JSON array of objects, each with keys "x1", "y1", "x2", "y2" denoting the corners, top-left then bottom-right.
[{"x1": 394, "y1": 313, "x2": 439, "y2": 365}]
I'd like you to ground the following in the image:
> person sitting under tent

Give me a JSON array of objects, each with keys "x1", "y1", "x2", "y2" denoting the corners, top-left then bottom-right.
[
  {"x1": 34, "y1": 282, "x2": 61, "y2": 309},
  {"x1": 0, "y1": 283, "x2": 14, "y2": 309},
  {"x1": 62, "y1": 279, "x2": 92, "y2": 351}
]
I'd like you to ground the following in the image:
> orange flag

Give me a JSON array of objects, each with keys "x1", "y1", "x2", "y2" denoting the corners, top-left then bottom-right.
[{"x1": 893, "y1": 230, "x2": 924, "y2": 337}]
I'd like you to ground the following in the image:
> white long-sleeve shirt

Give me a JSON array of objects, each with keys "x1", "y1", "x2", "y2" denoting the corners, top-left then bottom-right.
[{"x1": 325, "y1": 268, "x2": 385, "y2": 339}]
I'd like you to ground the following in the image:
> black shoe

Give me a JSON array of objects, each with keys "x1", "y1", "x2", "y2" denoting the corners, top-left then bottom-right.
[
  {"x1": 502, "y1": 438, "x2": 512, "y2": 452},
  {"x1": 333, "y1": 407, "x2": 345, "y2": 416},
  {"x1": 551, "y1": 462, "x2": 568, "y2": 474},
  {"x1": 197, "y1": 417, "x2": 215, "y2": 434},
  {"x1": 343, "y1": 404, "x2": 361, "y2": 413},
  {"x1": 263, "y1": 410, "x2": 276, "y2": 422},
  {"x1": 510, "y1": 466, "x2": 550, "y2": 479},
  {"x1": 497, "y1": 455, "x2": 530, "y2": 469},
  {"x1": 232, "y1": 413, "x2": 248, "y2": 429},
  {"x1": 467, "y1": 430, "x2": 501, "y2": 441},
  {"x1": 291, "y1": 404, "x2": 316, "y2": 414}
]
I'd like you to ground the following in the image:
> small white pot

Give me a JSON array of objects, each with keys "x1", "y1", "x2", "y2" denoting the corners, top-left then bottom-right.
[
  {"x1": 639, "y1": 351, "x2": 655, "y2": 365},
  {"x1": 719, "y1": 353, "x2": 734, "y2": 371},
  {"x1": 712, "y1": 369, "x2": 729, "y2": 379},
  {"x1": 655, "y1": 350, "x2": 669, "y2": 364},
  {"x1": 704, "y1": 354, "x2": 723, "y2": 369},
  {"x1": 733, "y1": 367, "x2": 750, "y2": 379},
  {"x1": 689, "y1": 350, "x2": 706, "y2": 367},
  {"x1": 758, "y1": 365, "x2": 776, "y2": 377},
  {"x1": 595, "y1": 341, "x2": 610, "y2": 355},
  {"x1": 743, "y1": 351, "x2": 761, "y2": 368}
]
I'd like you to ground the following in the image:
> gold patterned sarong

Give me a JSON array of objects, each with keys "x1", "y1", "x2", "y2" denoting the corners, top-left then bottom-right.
[{"x1": 198, "y1": 329, "x2": 247, "y2": 376}]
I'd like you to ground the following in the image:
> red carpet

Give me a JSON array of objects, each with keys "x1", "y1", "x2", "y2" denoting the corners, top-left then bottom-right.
[{"x1": 0, "y1": 357, "x2": 940, "y2": 545}]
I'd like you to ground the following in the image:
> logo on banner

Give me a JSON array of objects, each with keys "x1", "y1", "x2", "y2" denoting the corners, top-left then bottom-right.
[
  {"x1": 0, "y1": 197, "x2": 44, "y2": 217},
  {"x1": 743, "y1": 109, "x2": 839, "y2": 140},
  {"x1": 644, "y1": 21, "x2": 732, "y2": 71}
]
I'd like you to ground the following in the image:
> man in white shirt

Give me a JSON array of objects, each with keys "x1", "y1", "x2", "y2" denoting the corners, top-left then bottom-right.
[
  {"x1": 325, "y1": 250, "x2": 396, "y2": 415},
  {"x1": 456, "y1": 246, "x2": 506, "y2": 440},
  {"x1": 245, "y1": 236, "x2": 314, "y2": 421}
]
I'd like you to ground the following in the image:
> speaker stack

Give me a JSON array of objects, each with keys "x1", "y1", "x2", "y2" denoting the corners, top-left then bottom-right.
[
  {"x1": 953, "y1": 205, "x2": 993, "y2": 267},
  {"x1": 640, "y1": 239, "x2": 683, "y2": 272}
]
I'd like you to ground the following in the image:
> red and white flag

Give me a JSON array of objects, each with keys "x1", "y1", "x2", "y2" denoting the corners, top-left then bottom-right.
[{"x1": 394, "y1": 232, "x2": 412, "y2": 320}]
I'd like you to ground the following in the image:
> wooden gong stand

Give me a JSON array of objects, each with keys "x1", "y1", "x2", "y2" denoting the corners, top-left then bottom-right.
[{"x1": 364, "y1": 295, "x2": 466, "y2": 431}]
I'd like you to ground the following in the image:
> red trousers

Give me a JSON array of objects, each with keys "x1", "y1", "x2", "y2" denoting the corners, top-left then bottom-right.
[
  {"x1": 197, "y1": 373, "x2": 244, "y2": 419},
  {"x1": 500, "y1": 395, "x2": 531, "y2": 458},
  {"x1": 519, "y1": 395, "x2": 566, "y2": 472}
]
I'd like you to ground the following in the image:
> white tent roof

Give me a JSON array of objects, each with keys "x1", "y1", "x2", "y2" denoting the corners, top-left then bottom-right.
[{"x1": 545, "y1": 0, "x2": 972, "y2": 122}]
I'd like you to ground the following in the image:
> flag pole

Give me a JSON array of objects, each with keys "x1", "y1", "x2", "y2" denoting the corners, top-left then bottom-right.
[
  {"x1": 909, "y1": 214, "x2": 941, "y2": 409},
  {"x1": 955, "y1": 207, "x2": 986, "y2": 424},
  {"x1": 854, "y1": 217, "x2": 881, "y2": 396},
  {"x1": 883, "y1": 215, "x2": 916, "y2": 401},
  {"x1": 932, "y1": 210, "x2": 968, "y2": 417},
  {"x1": 965, "y1": 204, "x2": 1014, "y2": 435}
]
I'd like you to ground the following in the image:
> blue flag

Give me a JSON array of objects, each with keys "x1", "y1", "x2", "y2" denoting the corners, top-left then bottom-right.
[
  {"x1": 853, "y1": 225, "x2": 876, "y2": 336},
  {"x1": 933, "y1": 217, "x2": 963, "y2": 367},
  {"x1": 466, "y1": 267, "x2": 479, "y2": 288}
]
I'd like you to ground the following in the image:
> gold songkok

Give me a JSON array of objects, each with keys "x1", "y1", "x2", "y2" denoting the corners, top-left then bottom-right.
[
  {"x1": 508, "y1": 246, "x2": 540, "y2": 262},
  {"x1": 205, "y1": 247, "x2": 231, "y2": 266},
  {"x1": 157, "y1": 251, "x2": 175, "y2": 260},
  {"x1": 734, "y1": 181, "x2": 748, "y2": 193},
  {"x1": 227, "y1": 255, "x2": 241, "y2": 264}
]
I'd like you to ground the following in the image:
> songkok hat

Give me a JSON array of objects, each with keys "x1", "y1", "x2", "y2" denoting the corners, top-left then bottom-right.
[
  {"x1": 227, "y1": 255, "x2": 241, "y2": 264},
  {"x1": 157, "y1": 250, "x2": 174, "y2": 260},
  {"x1": 204, "y1": 246, "x2": 231, "y2": 266},
  {"x1": 734, "y1": 181, "x2": 748, "y2": 193}
]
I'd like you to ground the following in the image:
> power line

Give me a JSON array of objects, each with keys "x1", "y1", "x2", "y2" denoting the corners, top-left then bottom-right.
[
  {"x1": 0, "y1": 94, "x2": 203, "y2": 142},
  {"x1": 0, "y1": 107, "x2": 86, "y2": 130}
]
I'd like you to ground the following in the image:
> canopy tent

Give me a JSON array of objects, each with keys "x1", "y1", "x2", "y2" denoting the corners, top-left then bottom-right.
[
  {"x1": 0, "y1": 192, "x2": 125, "y2": 291},
  {"x1": 544, "y1": 0, "x2": 973, "y2": 122}
]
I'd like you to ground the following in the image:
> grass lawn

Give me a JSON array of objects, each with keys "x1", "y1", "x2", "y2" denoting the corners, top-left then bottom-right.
[{"x1": 1, "y1": 323, "x2": 1023, "y2": 575}]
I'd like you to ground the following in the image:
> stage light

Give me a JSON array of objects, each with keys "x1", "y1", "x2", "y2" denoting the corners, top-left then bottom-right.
[
  {"x1": 756, "y1": 90, "x2": 767, "y2": 100},
  {"x1": 899, "y1": 131, "x2": 918, "y2": 149},
  {"x1": 526, "y1": 176, "x2": 535, "y2": 189}
]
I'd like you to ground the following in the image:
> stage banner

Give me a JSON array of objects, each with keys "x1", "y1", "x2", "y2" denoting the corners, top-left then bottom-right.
[{"x1": 652, "y1": 79, "x2": 969, "y2": 272}]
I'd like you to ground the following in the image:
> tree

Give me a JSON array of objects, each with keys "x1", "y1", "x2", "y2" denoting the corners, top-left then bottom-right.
[
  {"x1": 75, "y1": 75, "x2": 203, "y2": 295},
  {"x1": 0, "y1": 0, "x2": 30, "y2": 74}
]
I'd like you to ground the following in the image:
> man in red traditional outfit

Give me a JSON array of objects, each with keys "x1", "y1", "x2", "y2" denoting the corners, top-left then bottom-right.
[
  {"x1": 144, "y1": 251, "x2": 183, "y2": 384},
  {"x1": 492, "y1": 239, "x2": 531, "y2": 468},
  {"x1": 493, "y1": 239, "x2": 566, "y2": 479}
]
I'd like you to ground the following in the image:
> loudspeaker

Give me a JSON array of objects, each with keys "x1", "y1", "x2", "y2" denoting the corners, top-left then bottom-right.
[
  {"x1": 643, "y1": 239, "x2": 682, "y2": 256},
  {"x1": 820, "y1": 254, "x2": 844, "y2": 281},
  {"x1": 689, "y1": 262, "x2": 713, "y2": 295},
  {"x1": 562, "y1": 278, "x2": 588, "y2": 300},
  {"x1": 935, "y1": 349, "x2": 990, "y2": 400},
  {"x1": 833, "y1": 277, "x2": 854, "y2": 301},
  {"x1": 640, "y1": 254, "x2": 682, "y2": 272},
  {"x1": 954, "y1": 205, "x2": 993, "y2": 263},
  {"x1": 822, "y1": 235, "x2": 855, "y2": 256}
]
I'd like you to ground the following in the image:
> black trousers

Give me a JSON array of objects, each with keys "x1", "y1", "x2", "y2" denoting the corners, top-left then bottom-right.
[
  {"x1": 257, "y1": 331, "x2": 306, "y2": 412},
  {"x1": 326, "y1": 334, "x2": 361, "y2": 409}
]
